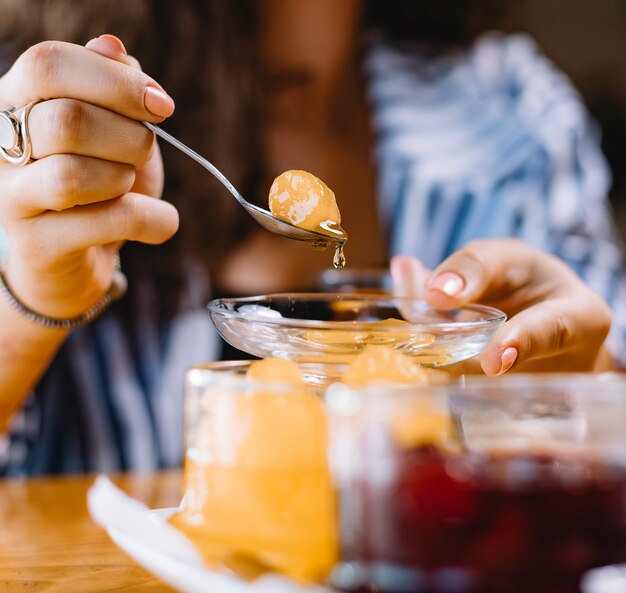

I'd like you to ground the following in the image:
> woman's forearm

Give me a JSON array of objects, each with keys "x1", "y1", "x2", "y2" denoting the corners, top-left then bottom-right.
[{"x1": 0, "y1": 297, "x2": 67, "y2": 430}]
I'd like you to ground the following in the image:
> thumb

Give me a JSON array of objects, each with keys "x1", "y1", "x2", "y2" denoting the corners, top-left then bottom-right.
[
  {"x1": 85, "y1": 34, "x2": 143, "y2": 70},
  {"x1": 390, "y1": 255, "x2": 431, "y2": 298}
]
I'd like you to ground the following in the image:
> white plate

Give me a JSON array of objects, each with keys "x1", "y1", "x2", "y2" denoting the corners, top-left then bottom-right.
[
  {"x1": 105, "y1": 505, "x2": 622, "y2": 593},
  {"x1": 107, "y1": 508, "x2": 331, "y2": 593},
  {"x1": 581, "y1": 564, "x2": 626, "y2": 593}
]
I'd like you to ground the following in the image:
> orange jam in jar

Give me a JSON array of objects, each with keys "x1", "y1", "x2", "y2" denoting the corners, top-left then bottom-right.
[
  {"x1": 170, "y1": 358, "x2": 338, "y2": 582},
  {"x1": 341, "y1": 346, "x2": 452, "y2": 449}
]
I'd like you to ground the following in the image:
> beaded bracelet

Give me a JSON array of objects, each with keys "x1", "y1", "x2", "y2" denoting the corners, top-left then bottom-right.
[{"x1": 0, "y1": 267, "x2": 127, "y2": 330}]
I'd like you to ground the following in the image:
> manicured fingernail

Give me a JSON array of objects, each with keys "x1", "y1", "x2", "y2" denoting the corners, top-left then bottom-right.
[
  {"x1": 144, "y1": 86, "x2": 175, "y2": 117},
  {"x1": 98, "y1": 34, "x2": 127, "y2": 55},
  {"x1": 497, "y1": 347, "x2": 518, "y2": 375},
  {"x1": 85, "y1": 34, "x2": 127, "y2": 57},
  {"x1": 427, "y1": 272, "x2": 464, "y2": 297}
]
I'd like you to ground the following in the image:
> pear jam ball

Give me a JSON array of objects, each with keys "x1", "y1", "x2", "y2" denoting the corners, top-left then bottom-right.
[
  {"x1": 170, "y1": 358, "x2": 337, "y2": 582},
  {"x1": 269, "y1": 170, "x2": 347, "y2": 268}
]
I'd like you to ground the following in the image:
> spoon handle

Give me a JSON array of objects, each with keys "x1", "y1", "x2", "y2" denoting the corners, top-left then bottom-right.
[{"x1": 143, "y1": 122, "x2": 247, "y2": 207}]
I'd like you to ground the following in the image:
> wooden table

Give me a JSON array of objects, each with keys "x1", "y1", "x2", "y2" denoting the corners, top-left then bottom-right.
[{"x1": 0, "y1": 471, "x2": 183, "y2": 592}]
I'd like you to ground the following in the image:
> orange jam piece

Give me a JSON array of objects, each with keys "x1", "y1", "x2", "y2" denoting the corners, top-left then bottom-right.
[
  {"x1": 341, "y1": 345, "x2": 432, "y2": 386},
  {"x1": 341, "y1": 346, "x2": 451, "y2": 448},
  {"x1": 389, "y1": 405, "x2": 452, "y2": 449},
  {"x1": 170, "y1": 358, "x2": 337, "y2": 582},
  {"x1": 304, "y1": 329, "x2": 369, "y2": 346},
  {"x1": 371, "y1": 318, "x2": 410, "y2": 328},
  {"x1": 246, "y1": 357, "x2": 304, "y2": 384},
  {"x1": 366, "y1": 318, "x2": 410, "y2": 344},
  {"x1": 367, "y1": 318, "x2": 435, "y2": 347},
  {"x1": 269, "y1": 170, "x2": 346, "y2": 243}
]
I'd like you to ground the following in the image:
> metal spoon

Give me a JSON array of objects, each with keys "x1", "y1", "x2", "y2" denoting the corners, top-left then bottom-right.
[{"x1": 143, "y1": 122, "x2": 346, "y2": 246}]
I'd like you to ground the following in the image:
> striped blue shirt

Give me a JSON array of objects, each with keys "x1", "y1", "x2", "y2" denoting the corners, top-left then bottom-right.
[{"x1": 3, "y1": 33, "x2": 626, "y2": 475}]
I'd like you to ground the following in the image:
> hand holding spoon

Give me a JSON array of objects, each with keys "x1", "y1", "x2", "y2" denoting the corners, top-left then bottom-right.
[{"x1": 144, "y1": 122, "x2": 347, "y2": 266}]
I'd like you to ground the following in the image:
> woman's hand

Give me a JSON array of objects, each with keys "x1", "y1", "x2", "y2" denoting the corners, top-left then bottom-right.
[
  {"x1": 391, "y1": 239, "x2": 613, "y2": 375},
  {"x1": 0, "y1": 35, "x2": 179, "y2": 320}
]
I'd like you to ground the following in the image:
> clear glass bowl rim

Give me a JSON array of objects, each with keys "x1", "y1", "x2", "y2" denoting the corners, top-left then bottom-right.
[
  {"x1": 331, "y1": 371, "x2": 626, "y2": 393},
  {"x1": 325, "y1": 372, "x2": 626, "y2": 405},
  {"x1": 459, "y1": 371, "x2": 626, "y2": 387},
  {"x1": 206, "y1": 292, "x2": 507, "y2": 332}
]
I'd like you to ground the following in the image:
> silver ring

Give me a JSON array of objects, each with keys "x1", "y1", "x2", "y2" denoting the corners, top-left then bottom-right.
[{"x1": 0, "y1": 101, "x2": 37, "y2": 166}]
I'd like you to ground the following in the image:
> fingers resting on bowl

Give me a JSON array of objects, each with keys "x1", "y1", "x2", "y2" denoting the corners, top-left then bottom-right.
[{"x1": 391, "y1": 239, "x2": 613, "y2": 376}]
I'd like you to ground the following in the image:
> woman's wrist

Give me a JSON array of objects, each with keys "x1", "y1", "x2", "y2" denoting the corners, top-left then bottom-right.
[
  {"x1": 1, "y1": 256, "x2": 127, "y2": 327},
  {"x1": 0, "y1": 268, "x2": 122, "y2": 329}
]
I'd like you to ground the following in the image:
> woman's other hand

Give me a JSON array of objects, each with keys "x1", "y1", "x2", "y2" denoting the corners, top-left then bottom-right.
[
  {"x1": 0, "y1": 35, "x2": 179, "y2": 320},
  {"x1": 391, "y1": 239, "x2": 613, "y2": 375}
]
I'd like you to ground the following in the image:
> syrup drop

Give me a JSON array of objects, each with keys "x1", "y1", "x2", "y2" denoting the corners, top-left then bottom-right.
[{"x1": 333, "y1": 243, "x2": 346, "y2": 269}]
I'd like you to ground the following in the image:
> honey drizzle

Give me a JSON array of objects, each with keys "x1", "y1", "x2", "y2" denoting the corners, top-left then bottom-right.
[{"x1": 333, "y1": 243, "x2": 346, "y2": 269}]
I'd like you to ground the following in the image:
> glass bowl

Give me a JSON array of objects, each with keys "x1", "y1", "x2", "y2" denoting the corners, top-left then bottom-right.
[{"x1": 207, "y1": 293, "x2": 506, "y2": 367}]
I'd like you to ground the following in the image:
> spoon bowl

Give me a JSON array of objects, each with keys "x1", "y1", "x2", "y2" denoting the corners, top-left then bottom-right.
[{"x1": 144, "y1": 122, "x2": 346, "y2": 246}]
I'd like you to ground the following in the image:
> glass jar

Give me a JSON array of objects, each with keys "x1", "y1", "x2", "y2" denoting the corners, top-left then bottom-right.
[
  {"x1": 170, "y1": 360, "x2": 339, "y2": 582},
  {"x1": 326, "y1": 374, "x2": 626, "y2": 593}
]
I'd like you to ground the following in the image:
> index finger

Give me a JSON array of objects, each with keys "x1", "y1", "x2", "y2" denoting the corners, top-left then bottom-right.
[
  {"x1": 0, "y1": 40, "x2": 174, "y2": 121},
  {"x1": 422, "y1": 239, "x2": 551, "y2": 310}
]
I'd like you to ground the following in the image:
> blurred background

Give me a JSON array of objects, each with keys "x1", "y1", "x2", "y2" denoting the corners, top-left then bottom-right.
[{"x1": 506, "y1": 0, "x2": 626, "y2": 239}]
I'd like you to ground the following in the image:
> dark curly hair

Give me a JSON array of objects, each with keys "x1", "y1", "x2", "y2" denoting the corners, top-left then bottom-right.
[{"x1": 0, "y1": 0, "x2": 509, "y2": 321}]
